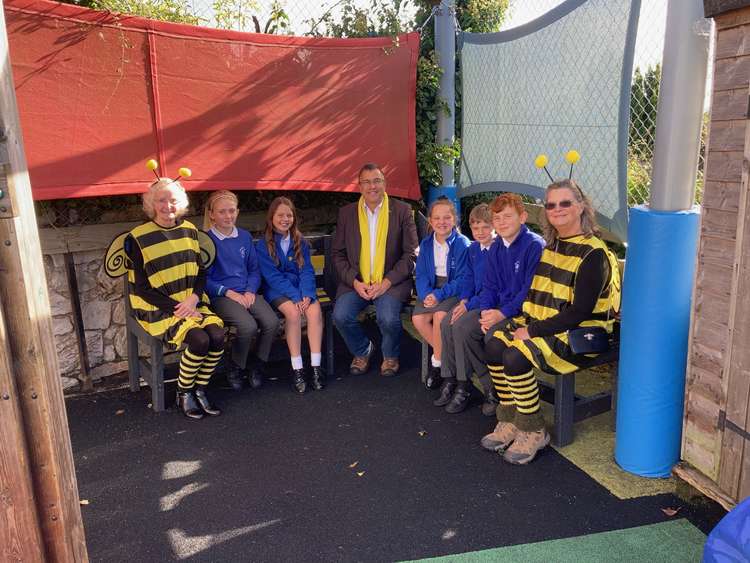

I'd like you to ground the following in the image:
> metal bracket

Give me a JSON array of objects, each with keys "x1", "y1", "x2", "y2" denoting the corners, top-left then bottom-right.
[{"x1": 718, "y1": 410, "x2": 750, "y2": 441}]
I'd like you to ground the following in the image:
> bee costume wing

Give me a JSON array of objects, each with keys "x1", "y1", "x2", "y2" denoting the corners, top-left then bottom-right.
[{"x1": 104, "y1": 232, "x2": 131, "y2": 278}]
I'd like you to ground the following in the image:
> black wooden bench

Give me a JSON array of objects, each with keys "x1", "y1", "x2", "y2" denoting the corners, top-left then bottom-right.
[
  {"x1": 125, "y1": 234, "x2": 335, "y2": 412},
  {"x1": 537, "y1": 336, "x2": 619, "y2": 447}
]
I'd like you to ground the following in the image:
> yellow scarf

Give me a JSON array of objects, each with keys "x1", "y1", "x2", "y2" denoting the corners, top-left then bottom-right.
[{"x1": 358, "y1": 193, "x2": 389, "y2": 284}]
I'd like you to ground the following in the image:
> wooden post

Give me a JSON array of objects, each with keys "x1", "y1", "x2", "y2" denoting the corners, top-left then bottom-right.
[
  {"x1": 0, "y1": 2, "x2": 88, "y2": 560},
  {"x1": 0, "y1": 302, "x2": 45, "y2": 561}
]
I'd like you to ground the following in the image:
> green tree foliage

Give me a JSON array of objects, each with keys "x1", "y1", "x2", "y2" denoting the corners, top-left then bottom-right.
[{"x1": 70, "y1": 0, "x2": 200, "y2": 24}]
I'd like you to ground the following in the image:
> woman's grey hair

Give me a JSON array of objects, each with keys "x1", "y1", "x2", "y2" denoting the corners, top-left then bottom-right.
[
  {"x1": 142, "y1": 178, "x2": 189, "y2": 220},
  {"x1": 540, "y1": 179, "x2": 600, "y2": 244}
]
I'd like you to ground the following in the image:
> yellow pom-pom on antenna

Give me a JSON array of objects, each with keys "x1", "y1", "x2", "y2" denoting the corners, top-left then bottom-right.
[
  {"x1": 534, "y1": 154, "x2": 548, "y2": 169},
  {"x1": 565, "y1": 150, "x2": 581, "y2": 165},
  {"x1": 146, "y1": 159, "x2": 159, "y2": 171},
  {"x1": 177, "y1": 167, "x2": 192, "y2": 178}
]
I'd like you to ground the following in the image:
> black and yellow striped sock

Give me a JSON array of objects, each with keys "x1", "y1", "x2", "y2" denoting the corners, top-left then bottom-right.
[
  {"x1": 178, "y1": 348, "x2": 205, "y2": 391},
  {"x1": 507, "y1": 369, "x2": 540, "y2": 416},
  {"x1": 196, "y1": 349, "x2": 223, "y2": 387},
  {"x1": 488, "y1": 364, "x2": 515, "y2": 422}
]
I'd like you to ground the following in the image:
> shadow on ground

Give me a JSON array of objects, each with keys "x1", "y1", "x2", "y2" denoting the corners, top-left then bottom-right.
[{"x1": 66, "y1": 332, "x2": 725, "y2": 562}]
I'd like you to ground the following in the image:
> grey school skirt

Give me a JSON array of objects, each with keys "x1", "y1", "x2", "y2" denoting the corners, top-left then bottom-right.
[{"x1": 412, "y1": 276, "x2": 459, "y2": 315}]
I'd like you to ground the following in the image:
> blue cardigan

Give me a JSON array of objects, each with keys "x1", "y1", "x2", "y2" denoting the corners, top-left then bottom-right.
[
  {"x1": 459, "y1": 239, "x2": 494, "y2": 311},
  {"x1": 415, "y1": 229, "x2": 471, "y2": 302},
  {"x1": 479, "y1": 225, "x2": 545, "y2": 317},
  {"x1": 206, "y1": 227, "x2": 261, "y2": 298},
  {"x1": 256, "y1": 233, "x2": 316, "y2": 304}
]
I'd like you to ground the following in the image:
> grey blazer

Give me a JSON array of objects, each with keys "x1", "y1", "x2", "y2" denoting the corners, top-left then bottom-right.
[{"x1": 331, "y1": 197, "x2": 418, "y2": 302}]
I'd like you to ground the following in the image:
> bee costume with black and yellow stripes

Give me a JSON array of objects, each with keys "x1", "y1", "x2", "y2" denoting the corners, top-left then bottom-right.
[
  {"x1": 126, "y1": 220, "x2": 223, "y2": 348},
  {"x1": 487, "y1": 234, "x2": 620, "y2": 430}
]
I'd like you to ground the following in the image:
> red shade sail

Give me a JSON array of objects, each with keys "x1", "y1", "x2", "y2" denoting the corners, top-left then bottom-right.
[{"x1": 5, "y1": 0, "x2": 420, "y2": 200}]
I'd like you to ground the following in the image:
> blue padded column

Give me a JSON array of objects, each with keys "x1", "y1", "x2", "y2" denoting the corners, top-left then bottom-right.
[{"x1": 614, "y1": 205, "x2": 700, "y2": 477}]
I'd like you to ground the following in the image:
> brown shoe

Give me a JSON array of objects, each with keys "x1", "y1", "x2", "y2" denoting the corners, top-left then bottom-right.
[
  {"x1": 502, "y1": 429, "x2": 550, "y2": 465},
  {"x1": 480, "y1": 421, "x2": 518, "y2": 452},
  {"x1": 349, "y1": 342, "x2": 373, "y2": 375},
  {"x1": 380, "y1": 357, "x2": 399, "y2": 377}
]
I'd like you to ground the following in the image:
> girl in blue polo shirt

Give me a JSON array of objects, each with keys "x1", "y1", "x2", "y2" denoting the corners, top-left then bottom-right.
[
  {"x1": 412, "y1": 197, "x2": 471, "y2": 390},
  {"x1": 205, "y1": 190, "x2": 280, "y2": 392},
  {"x1": 256, "y1": 196, "x2": 324, "y2": 394}
]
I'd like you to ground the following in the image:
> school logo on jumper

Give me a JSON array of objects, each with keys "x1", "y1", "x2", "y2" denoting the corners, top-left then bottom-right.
[
  {"x1": 240, "y1": 247, "x2": 246, "y2": 259},
  {"x1": 515, "y1": 260, "x2": 520, "y2": 273}
]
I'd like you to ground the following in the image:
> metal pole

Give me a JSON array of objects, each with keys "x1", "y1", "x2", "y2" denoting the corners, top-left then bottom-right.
[
  {"x1": 649, "y1": 0, "x2": 710, "y2": 211},
  {"x1": 434, "y1": 0, "x2": 456, "y2": 188}
]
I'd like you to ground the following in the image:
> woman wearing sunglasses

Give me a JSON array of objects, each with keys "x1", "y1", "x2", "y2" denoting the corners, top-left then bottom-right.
[{"x1": 480, "y1": 179, "x2": 621, "y2": 465}]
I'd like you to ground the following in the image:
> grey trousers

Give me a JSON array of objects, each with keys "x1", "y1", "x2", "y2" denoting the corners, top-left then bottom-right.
[
  {"x1": 447, "y1": 309, "x2": 505, "y2": 394},
  {"x1": 439, "y1": 308, "x2": 490, "y2": 394},
  {"x1": 210, "y1": 294, "x2": 279, "y2": 368}
]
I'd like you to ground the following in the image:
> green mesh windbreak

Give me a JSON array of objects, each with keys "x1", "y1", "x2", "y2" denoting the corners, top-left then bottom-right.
[{"x1": 459, "y1": 0, "x2": 641, "y2": 242}]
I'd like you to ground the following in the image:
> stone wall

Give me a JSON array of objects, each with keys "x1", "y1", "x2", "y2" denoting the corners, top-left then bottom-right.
[{"x1": 44, "y1": 250, "x2": 130, "y2": 390}]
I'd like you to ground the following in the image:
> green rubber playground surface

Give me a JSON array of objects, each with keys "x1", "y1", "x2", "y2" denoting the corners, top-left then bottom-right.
[{"x1": 408, "y1": 519, "x2": 706, "y2": 562}]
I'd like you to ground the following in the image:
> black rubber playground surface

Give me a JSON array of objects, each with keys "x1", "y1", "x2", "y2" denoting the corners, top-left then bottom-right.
[{"x1": 66, "y1": 332, "x2": 725, "y2": 562}]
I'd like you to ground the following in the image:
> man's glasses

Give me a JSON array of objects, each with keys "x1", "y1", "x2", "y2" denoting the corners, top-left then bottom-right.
[
  {"x1": 544, "y1": 200, "x2": 574, "y2": 210},
  {"x1": 359, "y1": 178, "x2": 385, "y2": 187}
]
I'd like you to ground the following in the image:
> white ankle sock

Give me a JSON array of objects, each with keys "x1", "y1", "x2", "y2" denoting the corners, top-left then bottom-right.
[
  {"x1": 310, "y1": 353, "x2": 321, "y2": 367},
  {"x1": 431, "y1": 355, "x2": 442, "y2": 368},
  {"x1": 291, "y1": 356, "x2": 303, "y2": 370}
]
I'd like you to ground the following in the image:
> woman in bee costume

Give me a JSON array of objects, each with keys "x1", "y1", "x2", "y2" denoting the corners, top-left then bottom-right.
[
  {"x1": 481, "y1": 152, "x2": 621, "y2": 465},
  {"x1": 125, "y1": 161, "x2": 225, "y2": 420}
]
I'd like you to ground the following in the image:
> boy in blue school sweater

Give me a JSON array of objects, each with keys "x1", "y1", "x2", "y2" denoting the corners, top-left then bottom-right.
[
  {"x1": 435, "y1": 203, "x2": 497, "y2": 414},
  {"x1": 438, "y1": 194, "x2": 544, "y2": 415}
]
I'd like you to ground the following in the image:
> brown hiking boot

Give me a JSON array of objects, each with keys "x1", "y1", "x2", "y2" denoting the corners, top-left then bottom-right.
[
  {"x1": 380, "y1": 357, "x2": 399, "y2": 377},
  {"x1": 480, "y1": 421, "x2": 518, "y2": 452},
  {"x1": 349, "y1": 342, "x2": 373, "y2": 375},
  {"x1": 502, "y1": 429, "x2": 550, "y2": 465}
]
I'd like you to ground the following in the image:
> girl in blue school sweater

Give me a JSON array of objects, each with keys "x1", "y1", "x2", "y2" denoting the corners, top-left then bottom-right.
[
  {"x1": 412, "y1": 197, "x2": 471, "y2": 391},
  {"x1": 256, "y1": 196, "x2": 325, "y2": 394},
  {"x1": 204, "y1": 190, "x2": 280, "y2": 392}
]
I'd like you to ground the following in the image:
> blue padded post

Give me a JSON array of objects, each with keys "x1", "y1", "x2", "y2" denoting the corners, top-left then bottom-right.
[{"x1": 614, "y1": 205, "x2": 700, "y2": 477}]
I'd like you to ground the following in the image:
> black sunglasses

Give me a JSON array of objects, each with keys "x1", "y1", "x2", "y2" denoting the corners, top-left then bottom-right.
[{"x1": 544, "y1": 200, "x2": 574, "y2": 210}]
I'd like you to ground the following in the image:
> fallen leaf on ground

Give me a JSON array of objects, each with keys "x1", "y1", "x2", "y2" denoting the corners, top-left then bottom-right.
[
  {"x1": 115, "y1": 409, "x2": 124, "y2": 415},
  {"x1": 80, "y1": 500, "x2": 90, "y2": 505},
  {"x1": 356, "y1": 471, "x2": 365, "y2": 477},
  {"x1": 418, "y1": 430, "x2": 427, "y2": 437},
  {"x1": 661, "y1": 507, "x2": 681, "y2": 517},
  {"x1": 349, "y1": 461, "x2": 359, "y2": 468}
]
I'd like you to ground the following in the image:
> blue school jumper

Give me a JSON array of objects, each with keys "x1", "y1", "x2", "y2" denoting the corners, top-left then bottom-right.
[
  {"x1": 479, "y1": 225, "x2": 545, "y2": 318},
  {"x1": 256, "y1": 233, "x2": 316, "y2": 304},
  {"x1": 459, "y1": 239, "x2": 494, "y2": 311},
  {"x1": 206, "y1": 227, "x2": 261, "y2": 297},
  {"x1": 415, "y1": 229, "x2": 471, "y2": 302}
]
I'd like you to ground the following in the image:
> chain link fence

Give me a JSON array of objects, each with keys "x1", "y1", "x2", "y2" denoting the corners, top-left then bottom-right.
[{"x1": 499, "y1": 0, "x2": 711, "y2": 207}]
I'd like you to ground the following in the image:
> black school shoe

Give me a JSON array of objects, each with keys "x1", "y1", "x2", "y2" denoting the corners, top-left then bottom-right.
[
  {"x1": 425, "y1": 366, "x2": 442, "y2": 390},
  {"x1": 311, "y1": 366, "x2": 326, "y2": 390},
  {"x1": 292, "y1": 368, "x2": 307, "y2": 394},
  {"x1": 248, "y1": 363, "x2": 265, "y2": 389},
  {"x1": 225, "y1": 368, "x2": 244, "y2": 391},
  {"x1": 433, "y1": 379, "x2": 457, "y2": 406},
  {"x1": 445, "y1": 387, "x2": 471, "y2": 414}
]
